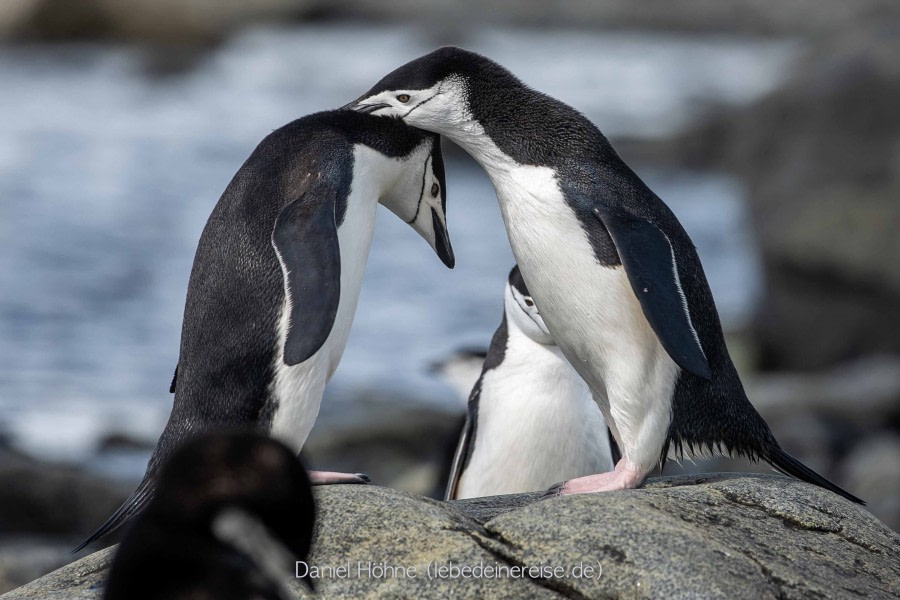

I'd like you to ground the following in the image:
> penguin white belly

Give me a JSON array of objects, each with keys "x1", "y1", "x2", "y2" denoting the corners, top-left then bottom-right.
[
  {"x1": 488, "y1": 164, "x2": 679, "y2": 473},
  {"x1": 456, "y1": 330, "x2": 612, "y2": 498},
  {"x1": 269, "y1": 162, "x2": 381, "y2": 453}
]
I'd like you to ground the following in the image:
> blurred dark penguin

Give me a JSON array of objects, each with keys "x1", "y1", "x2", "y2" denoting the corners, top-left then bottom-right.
[
  {"x1": 76, "y1": 110, "x2": 455, "y2": 551},
  {"x1": 428, "y1": 348, "x2": 488, "y2": 408},
  {"x1": 349, "y1": 47, "x2": 862, "y2": 504},
  {"x1": 103, "y1": 432, "x2": 315, "y2": 600}
]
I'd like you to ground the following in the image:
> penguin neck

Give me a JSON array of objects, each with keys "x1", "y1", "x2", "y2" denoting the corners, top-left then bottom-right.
[
  {"x1": 353, "y1": 142, "x2": 428, "y2": 208},
  {"x1": 504, "y1": 315, "x2": 565, "y2": 365},
  {"x1": 353, "y1": 145, "x2": 402, "y2": 202},
  {"x1": 438, "y1": 74, "x2": 614, "y2": 174}
]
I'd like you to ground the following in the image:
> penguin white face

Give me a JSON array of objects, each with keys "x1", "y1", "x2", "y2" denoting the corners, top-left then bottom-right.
[
  {"x1": 346, "y1": 47, "x2": 486, "y2": 134},
  {"x1": 348, "y1": 79, "x2": 468, "y2": 135},
  {"x1": 378, "y1": 135, "x2": 454, "y2": 268},
  {"x1": 505, "y1": 266, "x2": 555, "y2": 345}
]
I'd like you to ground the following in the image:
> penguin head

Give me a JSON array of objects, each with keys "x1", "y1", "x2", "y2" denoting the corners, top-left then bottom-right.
[
  {"x1": 103, "y1": 432, "x2": 317, "y2": 598},
  {"x1": 504, "y1": 265, "x2": 555, "y2": 345},
  {"x1": 151, "y1": 431, "x2": 315, "y2": 566},
  {"x1": 346, "y1": 46, "x2": 498, "y2": 135},
  {"x1": 378, "y1": 131, "x2": 455, "y2": 268}
]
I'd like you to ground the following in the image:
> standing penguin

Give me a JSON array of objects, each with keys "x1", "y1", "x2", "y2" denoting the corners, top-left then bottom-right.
[
  {"x1": 348, "y1": 47, "x2": 863, "y2": 503},
  {"x1": 103, "y1": 432, "x2": 315, "y2": 600},
  {"x1": 446, "y1": 266, "x2": 614, "y2": 500},
  {"x1": 76, "y1": 110, "x2": 456, "y2": 551}
]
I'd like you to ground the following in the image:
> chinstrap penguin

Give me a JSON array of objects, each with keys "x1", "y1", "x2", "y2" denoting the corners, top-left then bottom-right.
[
  {"x1": 348, "y1": 47, "x2": 863, "y2": 504},
  {"x1": 103, "y1": 432, "x2": 315, "y2": 600},
  {"x1": 446, "y1": 266, "x2": 614, "y2": 500},
  {"x1": 77, "y1": 110, "x2": 456, "y2": 551}
]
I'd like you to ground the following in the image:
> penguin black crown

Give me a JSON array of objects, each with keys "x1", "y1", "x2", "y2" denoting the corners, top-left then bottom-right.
[
  {"x1": 349, "y1": 47, "x2": 863, "y2": 505},
  {"x1": 76, "y1": 110, "x2": 456, "y2": 551}
]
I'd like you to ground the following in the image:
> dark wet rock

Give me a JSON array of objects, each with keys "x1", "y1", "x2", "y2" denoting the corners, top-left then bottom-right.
[
  {"x1": 0, "y1": 0, "x2": 312, "y2": 44},
  {"x1": 746, "y1": 355, "x2": 900, "y2": 428},
  {"x1": 94, "y1": 433, "x2": 153, "y2": 454},
  {"x1": 838, "y1": 433, "x2": 900, "y2": 534},
  {"x1": 4, "y1": 474, "x2": 897, "y2": 599},
  {"x1": 0, "y1": 448, "x2": 131, "y2": 537},
  {"x1": 304, "y1": 394, "x2": 462, "y2": 499}
]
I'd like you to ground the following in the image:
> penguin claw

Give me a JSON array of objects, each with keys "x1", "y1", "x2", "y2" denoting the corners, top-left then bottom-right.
[
  {"x1": 541, "y1": 481, "x2": 566, "y2": 499},
  {"x1": 309, "y1": 470, "x2": 371, "y2": 486}
]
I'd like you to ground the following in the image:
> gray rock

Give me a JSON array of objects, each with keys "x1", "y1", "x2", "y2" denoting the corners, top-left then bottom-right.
[
  {"x1": 0, "y1": 547, "x2": 113, "y2": 600},
  {"x1": 0, "y1": 538, "x2": 81, "y2": 595},
  {"x1": 3, "y1": 474, "x2": 897, "y2": 599}
]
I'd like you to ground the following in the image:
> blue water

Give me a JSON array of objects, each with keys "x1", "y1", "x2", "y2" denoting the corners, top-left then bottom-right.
[{"x1": 0, "y1": 24, "x2": 793, "y2": 463}]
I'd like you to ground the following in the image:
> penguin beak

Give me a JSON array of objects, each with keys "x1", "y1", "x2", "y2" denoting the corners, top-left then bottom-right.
[
  {"x1": 409, "y1": 204, "x2": 455, "y2": 269},
  {"x1": 431, "y1": 208, "x2": 455, "y2": 269},
  {"x1": 342, "y1": 99, "x2": 390, "y2": 114}
]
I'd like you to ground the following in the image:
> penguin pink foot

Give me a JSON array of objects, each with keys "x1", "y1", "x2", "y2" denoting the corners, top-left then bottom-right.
[
  {"x1": 544, "y1": 459, "x2": 643, "y2": 497},
  {"x1": 308, "y1": 470, "x2": 370, "y2": 485}
]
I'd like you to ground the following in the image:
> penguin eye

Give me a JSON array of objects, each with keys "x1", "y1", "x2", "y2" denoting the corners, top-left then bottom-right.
[
  {"x1": 431, "y1": 183, "x2": 439, "y2": 197},
  {"x1": 524, "y1": 298, "x2": 534, "y2": 307},
  {"x1": 397, "y1": 94, "x2": 411, "y2": 103}
]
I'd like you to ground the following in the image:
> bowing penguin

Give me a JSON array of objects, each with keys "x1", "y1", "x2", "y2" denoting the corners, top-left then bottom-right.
[
  {"x1": 77, "y1": 110, "x2": 456, "y2": 551},
  {"x1": 348, "y1": 47, "x2": 862, "y2": 503}
]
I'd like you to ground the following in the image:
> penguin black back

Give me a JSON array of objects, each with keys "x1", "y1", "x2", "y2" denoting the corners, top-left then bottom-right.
[
  {"x1": 76, "y1": 111, "x2": 448, "y2": 551},
  {"x1": 174, "y1": 111, "x2": 441, "y2": 433},
  {"x1": 103, "y1": 432, "x2": 315, "y2": 600}
]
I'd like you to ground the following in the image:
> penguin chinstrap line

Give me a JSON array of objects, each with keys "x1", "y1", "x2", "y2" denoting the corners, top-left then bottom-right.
[
  {"x1": 349, "y1": 47, "x2": 863, "y2": 504},
  {"x1": 75, "y1": 110, "x2": 456, "y2": 552},
  {"x1": 102, "y1": 433, "x2": 315, "y2": 600},
  {"x1": 447, "y1": 266, "x2": 615, "y2": 500}
]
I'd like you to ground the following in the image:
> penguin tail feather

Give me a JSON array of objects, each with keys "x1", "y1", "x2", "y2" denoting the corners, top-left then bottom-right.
[
  {"x1": 766, "y1": 448, "x2": 865, "y2": 506},
  {"x1": 72, "y1": 480, "x2": 155, "y2": 553}
]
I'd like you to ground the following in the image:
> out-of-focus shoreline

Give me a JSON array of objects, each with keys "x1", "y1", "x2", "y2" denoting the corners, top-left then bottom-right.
[{"x1": 2, "y1": 0, "x2": 898, "y2": 45}]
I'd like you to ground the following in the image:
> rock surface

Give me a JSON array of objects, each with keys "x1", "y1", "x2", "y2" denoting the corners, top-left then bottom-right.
[{"x1": 3, "y1": 474, "x2": 898, "y2": 599}]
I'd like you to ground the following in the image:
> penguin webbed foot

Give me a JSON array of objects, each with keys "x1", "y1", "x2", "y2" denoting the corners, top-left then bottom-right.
[
  {"x1": 308, "y1": 470, "x2": 371, "y2": 486},
  {"x1": 545, "y1": 460, "x2": 645, "y2": 497}
]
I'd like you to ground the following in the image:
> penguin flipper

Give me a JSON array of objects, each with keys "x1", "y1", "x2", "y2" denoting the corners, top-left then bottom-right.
[
  {"x1": 592, "y1": 208, "x2": 712, "y2": 380},
  {"x1": 445, "y1": 386, "x2": 479, "y2": 501},
  {"x1": 272, "y1": 190, "x2": 341, "y2": 366}
]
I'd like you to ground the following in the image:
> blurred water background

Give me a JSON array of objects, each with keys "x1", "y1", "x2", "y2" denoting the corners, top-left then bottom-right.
[
  {"x1": 1, "y1": 1, "x2": 898, "y2": 590},
  {"x1": 0, "y1": 25, "x2": 789, "y2": 464}
]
